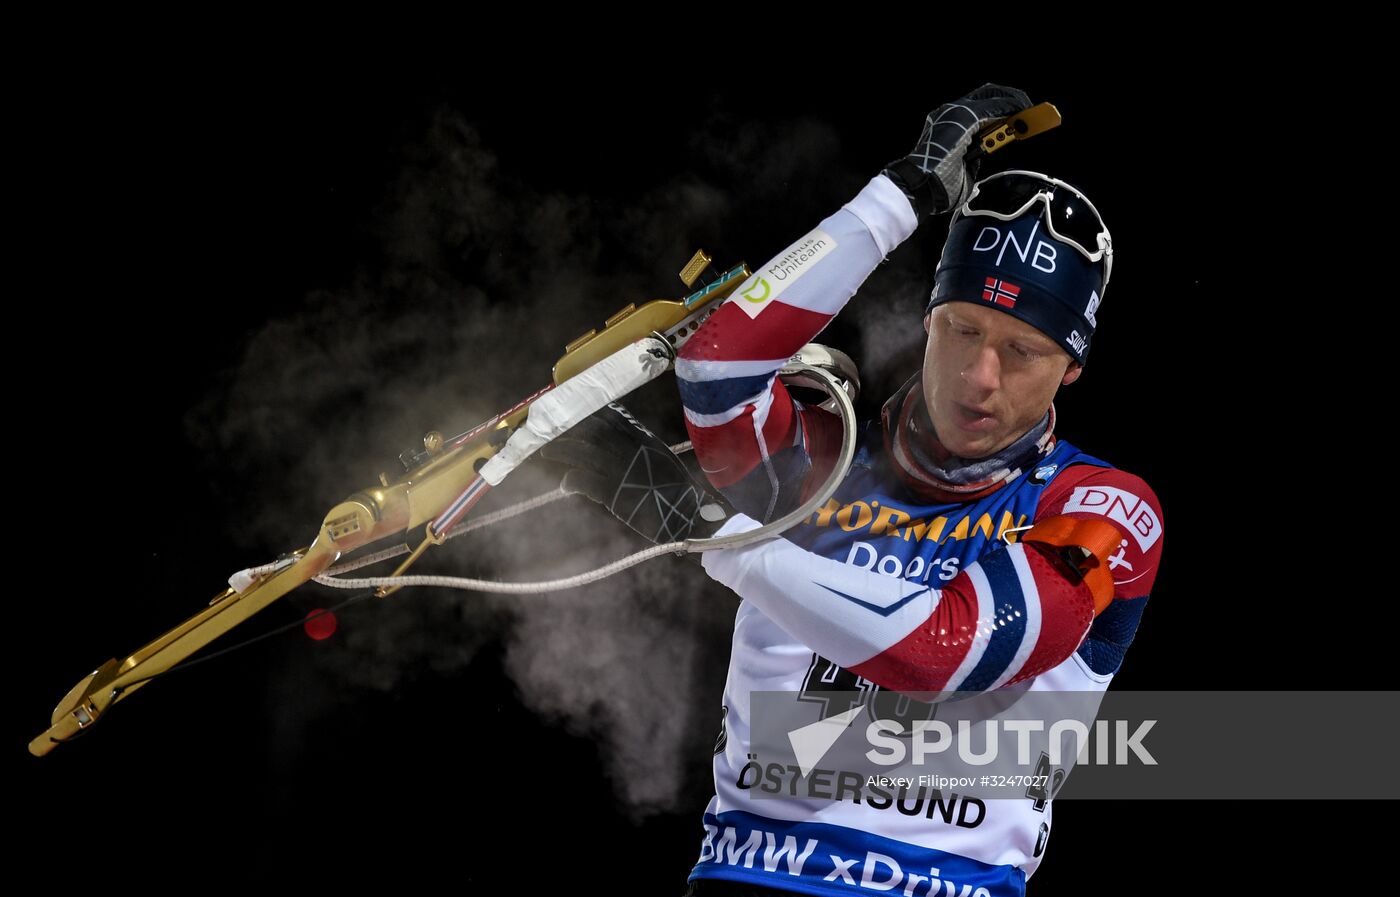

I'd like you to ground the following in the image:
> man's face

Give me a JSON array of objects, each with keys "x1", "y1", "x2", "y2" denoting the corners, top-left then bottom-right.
[{"x1": 921, "y1": 301, "x2": 1081, "y2": 459}]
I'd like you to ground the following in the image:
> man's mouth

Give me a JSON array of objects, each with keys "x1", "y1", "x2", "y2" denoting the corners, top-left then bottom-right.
[{"x1": 954, "y1": 402, "x2": 998, "y2": 433}]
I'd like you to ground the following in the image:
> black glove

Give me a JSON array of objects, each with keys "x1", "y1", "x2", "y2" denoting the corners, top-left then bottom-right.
[
  {"x1": 536, "y1": 401, "x2": 730, "y2": 548},
  {"x1": 882, "y1": 83, "x2": 1033, "y2": 219}
]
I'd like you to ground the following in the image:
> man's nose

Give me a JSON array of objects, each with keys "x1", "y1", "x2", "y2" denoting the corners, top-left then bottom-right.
[{"x1": 961, "y1": 345, "x2": 1001, "y2": 391}]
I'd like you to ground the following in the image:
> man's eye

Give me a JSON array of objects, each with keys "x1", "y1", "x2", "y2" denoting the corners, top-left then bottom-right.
[{"x1": 1011, "y1": 344, "x2": 1034, "y2": 359}]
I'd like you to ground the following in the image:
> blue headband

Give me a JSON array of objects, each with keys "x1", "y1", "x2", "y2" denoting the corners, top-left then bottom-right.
[{"x1": 928, "y1": 210, "x2": 1105, "y2": 365}]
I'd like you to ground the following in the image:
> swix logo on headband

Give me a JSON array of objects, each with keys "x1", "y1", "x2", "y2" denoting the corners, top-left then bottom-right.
[
  {"x1": 982, "y1": 277, "x2": 1020, "y2": 308},
  {"x1": 971, "y1": 219, "x2": 1058, "y2": 274}
]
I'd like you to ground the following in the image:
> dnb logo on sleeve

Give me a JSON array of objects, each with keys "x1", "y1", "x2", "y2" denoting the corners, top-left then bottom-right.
[{"x1": 1062, "y1": 485, "x2": 1161, "y2": 586}]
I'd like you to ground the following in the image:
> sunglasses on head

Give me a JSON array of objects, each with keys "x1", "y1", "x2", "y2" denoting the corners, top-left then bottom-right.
[{"x1": 959, "y1": 170, "x2": 1113, "y2": 288}]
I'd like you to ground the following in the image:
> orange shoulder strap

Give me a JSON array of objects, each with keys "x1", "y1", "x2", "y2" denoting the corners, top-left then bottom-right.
[{"x1": 1022, "y1": 515, "x2": 1120, "y2": 616}]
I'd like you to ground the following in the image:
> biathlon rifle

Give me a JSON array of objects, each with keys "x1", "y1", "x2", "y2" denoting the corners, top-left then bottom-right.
[{"x1": 28, "y1": 102, "x2": 1060, "y2": 757}]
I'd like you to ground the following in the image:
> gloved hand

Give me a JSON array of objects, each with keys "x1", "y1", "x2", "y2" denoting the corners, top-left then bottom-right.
[
  {"x1": 535, "y1": 401, "x2": 730, "y2": 549},
  {"x1": 882, "y1": 83, "x2": 1033, "y2": 218}
]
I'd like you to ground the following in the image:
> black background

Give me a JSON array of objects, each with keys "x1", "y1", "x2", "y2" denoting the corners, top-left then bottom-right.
[{"x1": 15, "y1": 56, "x2": 1383, "y2": 892}]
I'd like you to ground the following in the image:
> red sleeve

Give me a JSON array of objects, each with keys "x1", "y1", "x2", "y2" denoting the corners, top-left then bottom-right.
[
  {"x1": 847, "y1": 463, "x2": 1165, "y2": 693},
  {"x1": 1036, "y1": 463, "x2": 1165, "y2": 601}
]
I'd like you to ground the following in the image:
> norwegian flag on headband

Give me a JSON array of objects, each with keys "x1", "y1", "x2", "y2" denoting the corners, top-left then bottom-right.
[{"x1": 983, "y1": 276, "x2": 1020, "y2": 309}]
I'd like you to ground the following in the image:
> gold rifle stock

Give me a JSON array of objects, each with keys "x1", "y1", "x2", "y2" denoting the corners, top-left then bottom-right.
[
  {"x1": 972, "y1": 102, "x2": 1062, "y2": 157},
  {"x1": 30, "y1": 253, "x2": 751, "y2": 757}
]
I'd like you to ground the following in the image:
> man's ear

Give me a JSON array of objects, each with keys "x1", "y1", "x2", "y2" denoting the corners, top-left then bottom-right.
[
  {"x1": 923, "y1": 311, "x2": 932, "y2": 333},
  {"x1": 1062, "y1": 361, "x2": 1083, "y2": 386}
]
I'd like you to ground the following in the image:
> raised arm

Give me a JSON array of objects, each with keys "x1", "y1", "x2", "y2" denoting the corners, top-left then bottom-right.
[
  {"x1": 675, "y1": 172, "x2": 917, "y2": 523},
  {"x1": 677, "y1": 84, "x2": 1034, "y2": 523}
]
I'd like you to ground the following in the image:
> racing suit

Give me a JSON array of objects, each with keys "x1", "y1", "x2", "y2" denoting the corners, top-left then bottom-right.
[{"x1": 676, "y1": 173, "x2": 1164, "y2": 896}]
